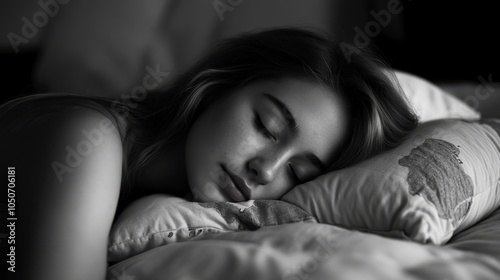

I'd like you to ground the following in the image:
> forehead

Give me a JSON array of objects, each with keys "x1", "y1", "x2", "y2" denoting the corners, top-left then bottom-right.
[{"x1": 247, "y1": 78, "x2": 349, "y2": 164}]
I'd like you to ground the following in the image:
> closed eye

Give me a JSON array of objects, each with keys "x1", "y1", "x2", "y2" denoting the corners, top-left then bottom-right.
[
  {"x1": 254, "y1": 113, "x2": 275, "y2": 141},
  {"x1": 288, "y1": 164, "x2": 300, "y2": 184}
]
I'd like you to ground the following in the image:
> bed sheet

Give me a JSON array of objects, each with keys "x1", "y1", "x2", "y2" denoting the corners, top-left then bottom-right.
[{"x1": 106, "y1": 219, "x2": 500, "y2": 280}]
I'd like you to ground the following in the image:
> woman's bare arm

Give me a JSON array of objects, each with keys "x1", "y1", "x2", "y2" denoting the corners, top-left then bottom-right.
[{"x1": 6, "y1": 107, "x2": 123, "y2": 280}]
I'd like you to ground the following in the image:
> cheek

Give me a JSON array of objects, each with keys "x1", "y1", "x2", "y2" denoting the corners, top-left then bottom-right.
[
  {"x1": 252, "y1": 176, "x2": 293, "y2": 200},
  {"x1": 184, "y1": 103, "x2": 257, "y2": 189}
]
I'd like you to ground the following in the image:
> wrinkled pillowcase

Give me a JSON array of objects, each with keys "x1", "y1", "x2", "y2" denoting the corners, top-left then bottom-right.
[
  {"x1": 107, "y1": 195, "x2": 316, "y2": 263},
  {"x1": 282, "y1": 119, "x2": 500, "y2": 244},
  {"x1": 393, "y1": 70, "x2": 481, "y2": 122}
]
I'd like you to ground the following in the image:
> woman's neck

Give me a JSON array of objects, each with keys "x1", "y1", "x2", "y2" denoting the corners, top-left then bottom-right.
[{"x1": 132, "y1": 136, "x2": 191, "y2": 199}]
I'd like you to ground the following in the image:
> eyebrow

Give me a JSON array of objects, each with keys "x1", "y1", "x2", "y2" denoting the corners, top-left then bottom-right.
[{"x1": 262, "y1": 93, "x2": 326, "y2": 171}]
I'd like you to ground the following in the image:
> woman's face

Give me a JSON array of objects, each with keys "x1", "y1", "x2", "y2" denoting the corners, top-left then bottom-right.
[{"x1": 185, "y1": 77, "x2": 349, "y2": 202}]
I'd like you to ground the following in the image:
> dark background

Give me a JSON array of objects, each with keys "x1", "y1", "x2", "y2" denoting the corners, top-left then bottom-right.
[
  {"x1": 0, "y1": 0, "x2": 498, "y2": 106},
  {"x1": 373, "y1": 0, "x2": 498, "y2": 83}
]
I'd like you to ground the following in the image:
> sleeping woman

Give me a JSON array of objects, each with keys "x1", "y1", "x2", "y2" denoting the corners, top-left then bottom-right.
[{"x1": 0, "y1": 28, "x2": 418, "y2": 280}]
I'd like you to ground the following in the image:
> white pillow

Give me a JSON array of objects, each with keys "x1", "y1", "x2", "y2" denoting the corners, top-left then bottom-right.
[
  {"x1": 393, "y1": 70, "x2": 481, "y2": 122},
  {"x1": 107, "y1": 195, "x2": 316, "y2": 263},
  {"x1": 282, "y1": 119, "x2": 500, "y2": 244}
]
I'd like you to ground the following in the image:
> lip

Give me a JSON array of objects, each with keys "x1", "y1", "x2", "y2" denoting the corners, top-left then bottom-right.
[{"x1": 221, "y1": 165, "x2": 251, "y2": 202}]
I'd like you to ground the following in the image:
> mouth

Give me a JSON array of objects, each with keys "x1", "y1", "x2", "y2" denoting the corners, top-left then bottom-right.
[{"x1": 220, "y1": 165, "x2": 251, "y2": 202}]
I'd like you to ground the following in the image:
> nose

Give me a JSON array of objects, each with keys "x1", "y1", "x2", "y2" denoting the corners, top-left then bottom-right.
[{"x1": 248, "y1": 149, "x2": 290, "y2": 185}]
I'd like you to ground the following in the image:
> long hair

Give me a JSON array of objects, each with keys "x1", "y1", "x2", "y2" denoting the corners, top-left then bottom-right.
[{"x1": 0, "y1": 28, "x2": 419, "y2": 211}]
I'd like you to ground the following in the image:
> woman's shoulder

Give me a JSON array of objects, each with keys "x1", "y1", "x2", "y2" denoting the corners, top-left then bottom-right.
[
  {"x1": 3, "y1": 103, "x2": 124, "y2": 195},
  {"x1": 1, "y1": 93, "x2": 129, "y2": 139},
  {"x1": 1, "y1": 94, "x2": 125, "y2": 165}
]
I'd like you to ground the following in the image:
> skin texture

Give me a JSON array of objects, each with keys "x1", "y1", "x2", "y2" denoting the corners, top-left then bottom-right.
[{"x1": 184, "y1": 77, "x2": 349, "y2": 202}]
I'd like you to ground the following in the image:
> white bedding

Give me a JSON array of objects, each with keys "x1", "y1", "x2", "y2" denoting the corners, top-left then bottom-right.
[{"x1": 107, "y1": 220, "x2": 500, "y2": 280}]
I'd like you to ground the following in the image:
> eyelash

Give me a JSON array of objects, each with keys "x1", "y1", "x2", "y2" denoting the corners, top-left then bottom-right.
[
  {"x1": 288, "y1": 164, "x2": 300, "y2": 183},
  {"x1": 254, "y1": 114, "x2": 275, "y2": 141}
]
